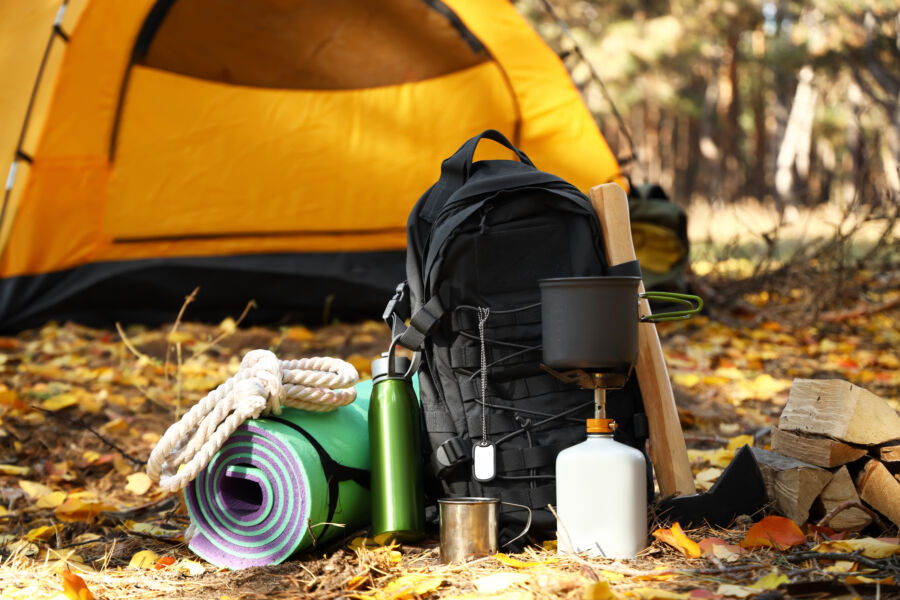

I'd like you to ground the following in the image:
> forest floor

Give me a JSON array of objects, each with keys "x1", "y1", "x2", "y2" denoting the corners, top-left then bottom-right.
[{"x1": 0, "y1": 264, "x2": 898, "y2": 599}]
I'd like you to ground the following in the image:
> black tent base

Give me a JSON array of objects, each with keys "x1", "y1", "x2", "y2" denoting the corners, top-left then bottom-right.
[{"x1": 0, "y1": 251, "x2": 406, "y2": 333}]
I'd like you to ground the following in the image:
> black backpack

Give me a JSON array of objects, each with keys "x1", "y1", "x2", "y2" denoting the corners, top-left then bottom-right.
[{"x1": 384, "y1": 130, "x2": 649, "y2": 547}]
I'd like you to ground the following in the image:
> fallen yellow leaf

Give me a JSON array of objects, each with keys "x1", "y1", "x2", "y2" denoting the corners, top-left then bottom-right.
[
  {"x1": 494, "y1": 553, "x2": 559, "y2": 568},
  {"x1": 37, "y1": 491, "x2": 68, "y2": 509},
  {"x1": 750, "y1": 570, "x2": 788, "y2": 590},
  {"x1": 726, "y1": 434, "x2": 754, "y2": 451},
  {"x1": 41, "y1": 393, "x2": 79, "y2": 411},
  {"x1": 165, "y1": 331, "x2": 193, "y2": 344},
  {"x1": 344, "y1": 354, "x2": 372, "y2": 376},
  {"x1": 583, "y1": 580, "x2": 620, "y2": 600},
  {"x1": 99, "y1": 419, "x2": 129, "y2": 434},
  {"x1": 26, "y1": 524, "x2": 62, "y2": 541},
  {"x1": 55, "y1": 495, "x2": 115, "y2": 522},
  {"x1": 176, "y1": 559, "x2": 206, "y2": 576},
  {"x1": 125, "y1": 473, "x2": 153, "y2": 495},
  {"x1": 0, "y1": 464, "x2": 29, "y2": 476},
  {"x1": 218, "y1": 317, "x2": 237, "y2": 335},
  {"x1": 284, "y1": 326, "x2": 315, "y2": 342},
  {"x1": 474, "y1": 573, "x2": 529, "y2": 594},
  {"x1": 695, "y1": 467, "x2": 722, "y2": 491},
  {"x1": 814, "y1": 538, "x2": 900, "y2": 558},
  {"x1": 20, "y1": 480, "x2": 53, "y2": 499},
  {"x1": 128, "y1": 550, "x2": 159, "y2": 570},
  {"x1": 633, "y1": 567, "x2": 676, "y2": 582},
  {"x1": 346, "y1": 573, "x2": 369, "y2": 591},
  {"x1": 347, "y1": 536, "x2": 379, "y2": 551},
  {"x1": 846, "y1": 575, "x2": 895, "y2": 585},
  {"x1": 672, "y1": 373, "x2": 700, "y2": 388},
  {"x1": 381, "y1": 573, "x2": 443, "y2": 599},
  {"x1": 113, "y1": 457, "x2": 132, "y2": 475},
  {"x1": 714, "y1": 584, "x2": 755, "y2": 598},
  {"x1": 687, "y1": 448, "x2": 734, "y2": 468}
]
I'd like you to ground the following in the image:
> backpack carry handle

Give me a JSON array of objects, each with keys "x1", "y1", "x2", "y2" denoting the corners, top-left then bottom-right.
[{"x1": 440, "y1": 129, "x2": 534, "y2": 188}]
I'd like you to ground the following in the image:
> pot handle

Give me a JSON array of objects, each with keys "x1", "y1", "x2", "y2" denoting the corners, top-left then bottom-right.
[{"x1": 639, "y1": 292, "x2": 704, "y2": 322}]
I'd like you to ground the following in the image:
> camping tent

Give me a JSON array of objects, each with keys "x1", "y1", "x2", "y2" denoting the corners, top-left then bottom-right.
[{"x1": 0, "y1": 0, "x2": 624, "y2": 331}]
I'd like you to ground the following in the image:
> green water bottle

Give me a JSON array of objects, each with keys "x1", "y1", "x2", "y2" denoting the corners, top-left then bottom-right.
[{"x1": 369, "y1": 348, "x2": 425, "y2": 543}]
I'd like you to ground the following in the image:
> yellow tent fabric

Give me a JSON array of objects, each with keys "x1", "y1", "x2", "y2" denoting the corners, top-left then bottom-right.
[{"x1": 0, "y1": 0, "x2": 624, "y2": 330}]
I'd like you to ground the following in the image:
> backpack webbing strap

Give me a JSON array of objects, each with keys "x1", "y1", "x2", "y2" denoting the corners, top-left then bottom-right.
[
  {"x1": 396, "y1": 296, "x2": 444, "y2": 350},
  {"x1": 497, "y1": 485, "x2": 556, "y2": 511},
  {"x1": 496, "y1": 442, "x2": 570, "y2": 473},
  {"x1": 385, "y1": 294, "x2": 445, "y2": 352},
  {"x1": 451, "y1": 303, "x2": 542, "y2": 332},
  {"x1": 429, "y1": 435, "x2": 570, "y2": 479},
  {"x1": 266, "y1": 417, "x2": 371, "y2": 544}
]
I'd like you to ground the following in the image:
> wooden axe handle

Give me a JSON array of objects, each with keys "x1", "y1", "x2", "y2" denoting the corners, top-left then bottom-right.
[{"x1": 590, "y1": 183, "x2": 695, "y2": 498}]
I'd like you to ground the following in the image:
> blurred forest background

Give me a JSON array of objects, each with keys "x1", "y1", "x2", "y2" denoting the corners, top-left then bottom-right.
[
  {"x1": 518, "y1": 0, "x2": 899, "y2": 207},
  {"x1": 515, "y1": 0, "x2": 900, "y2": 319}
]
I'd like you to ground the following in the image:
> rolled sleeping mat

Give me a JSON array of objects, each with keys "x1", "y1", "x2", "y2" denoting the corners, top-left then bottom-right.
[{"x1": 184, "y1": 397, "x2": 371, "y2": 569}]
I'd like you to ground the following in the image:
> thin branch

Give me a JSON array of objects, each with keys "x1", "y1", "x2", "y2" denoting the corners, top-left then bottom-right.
[
  {"x1": 32, "y1": 406, "x2": 145, "y2": 467},
  {"x1": 819, "y1": 295, "x2": 900, "y2": 323},
  {"x1": 164, "y1": 287, "x2": 199, "y2": 386},
  {"x1": 190, "y1": 299, "x2": 257, "y2": 358},
  {"x1": 784, "y1": 551, "x2": 894, "y2": 573},
  {"x1": 115, "y1": 322, "x2": 152, "y2": 363},
  {"x1": 816, "y1": 499, "x2": 889, "y2": 531}
]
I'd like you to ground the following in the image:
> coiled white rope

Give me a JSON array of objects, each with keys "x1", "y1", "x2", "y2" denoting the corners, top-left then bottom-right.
[{"x1": 147, "y1": 349, "x2": 359, "y2": 493}]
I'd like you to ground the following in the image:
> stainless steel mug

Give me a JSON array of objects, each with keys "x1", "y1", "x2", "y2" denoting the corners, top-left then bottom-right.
[{"x1": 437, "y1": 497, "x2": 532, "y2": 563}]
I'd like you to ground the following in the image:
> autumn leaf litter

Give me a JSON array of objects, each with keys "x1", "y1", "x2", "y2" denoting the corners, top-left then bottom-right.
[{"x1": 0, "y1": 300, "x2": 896, "y2": 599}]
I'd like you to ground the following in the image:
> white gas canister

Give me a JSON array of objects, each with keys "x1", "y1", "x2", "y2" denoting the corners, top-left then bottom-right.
[{"x1": 555, "y1": 418, "x2": 647, "y2": 558}]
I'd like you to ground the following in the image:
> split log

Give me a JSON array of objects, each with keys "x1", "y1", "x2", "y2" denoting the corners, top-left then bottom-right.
[
  {"x1": 779, "y1": 379, "x2": 900, "y2": 446},
  {"x1": 771, "y1": 427, "x2": 867, "y2": 468},
  {"x1": 856, "y1": 459, "x2": 900, "y2": 528},
  {"x1": 879, "y1": 444, "x2": 900, "y2": 463},
  {"x1": 751, "y1": 447, "x2": 833, "y2": 525},
  {"x1": 814, "y1": 466, "x2": 873, "y2": 531}
]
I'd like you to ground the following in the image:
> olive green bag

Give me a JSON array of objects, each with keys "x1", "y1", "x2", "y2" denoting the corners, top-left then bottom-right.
[{"x1": 628, "y1": 184, "x2": 690, "y2": 294}]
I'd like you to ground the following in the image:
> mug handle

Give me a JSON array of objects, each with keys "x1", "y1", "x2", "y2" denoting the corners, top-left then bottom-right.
[
  {"x1": 499, "y1": 501, "x2": 533, "y2": 549},
  {"x1": 639, "y1": 292, "x2": 703, "y2": 322}
]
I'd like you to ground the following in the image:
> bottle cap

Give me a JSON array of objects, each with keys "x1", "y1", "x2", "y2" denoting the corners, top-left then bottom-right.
[
  {"x1": 586, "y1": 418, "x2": 616, "y2": 434},
  {"x1": 371, "y1": 352, "x2": 411, "y2": 384}
]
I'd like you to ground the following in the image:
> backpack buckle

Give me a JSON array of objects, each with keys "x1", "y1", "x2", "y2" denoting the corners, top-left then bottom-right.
[
  {"x1": 382, "y1": 282, "x2": 409, "y2": 324},
  {"x1": 431, "y1": 436, "x2": 471, "y2": 479}
]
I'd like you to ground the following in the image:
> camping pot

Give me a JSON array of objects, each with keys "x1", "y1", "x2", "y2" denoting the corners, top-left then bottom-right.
[
  {"x1": 539, "y1": 276, "x2": 702, "y2": 371},
  {"x1": 437, "y1": 497, "x2": 532, "y2": 563}
]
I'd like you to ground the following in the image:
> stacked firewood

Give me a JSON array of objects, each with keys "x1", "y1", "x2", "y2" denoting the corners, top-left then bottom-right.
[{"x1": 751, "y1": 379, "x2": 900, "y2": 531}]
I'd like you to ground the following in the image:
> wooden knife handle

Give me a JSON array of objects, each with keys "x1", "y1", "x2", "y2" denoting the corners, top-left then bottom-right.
[{"x1": 590, "y1": 183, "x2": 695, "y2": 498}]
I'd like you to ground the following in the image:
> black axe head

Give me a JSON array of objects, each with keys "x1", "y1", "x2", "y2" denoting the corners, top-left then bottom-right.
[{"x1": 655, "y1": 445, "x2": 769, "y2": 528}]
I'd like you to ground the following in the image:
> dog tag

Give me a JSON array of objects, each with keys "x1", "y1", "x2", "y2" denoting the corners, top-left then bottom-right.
[{"x1": 472, "y1": 442, "x2": 496, "y2": 482}]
